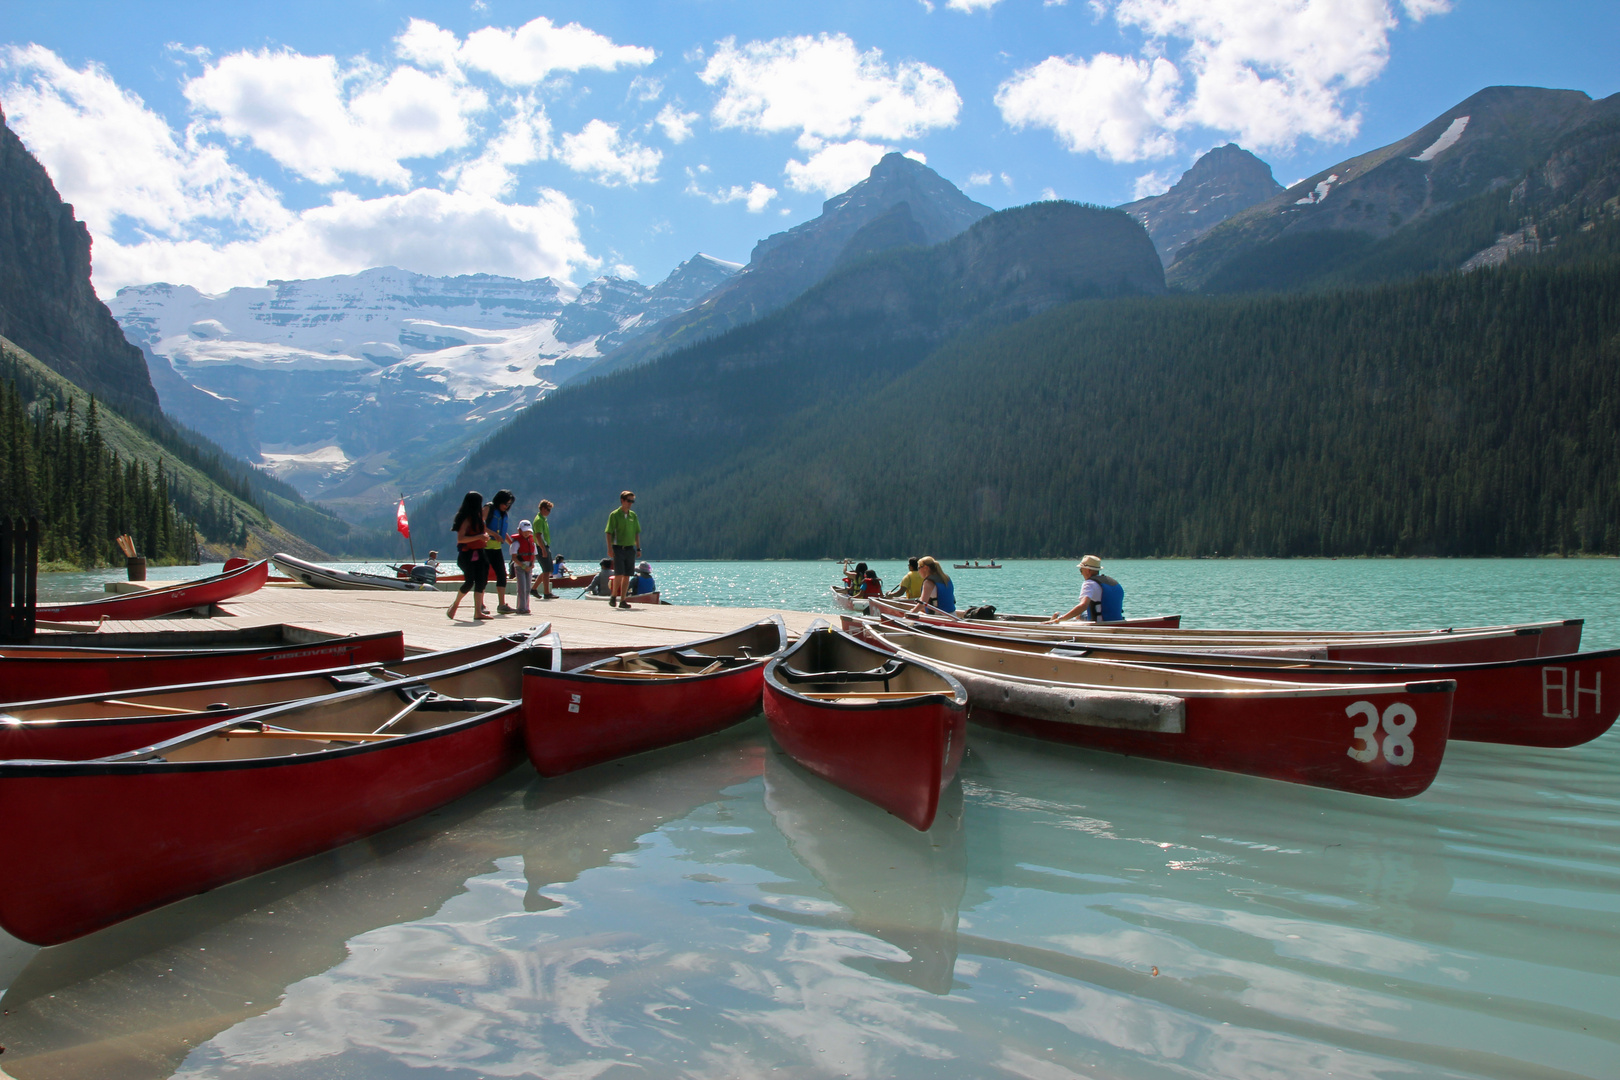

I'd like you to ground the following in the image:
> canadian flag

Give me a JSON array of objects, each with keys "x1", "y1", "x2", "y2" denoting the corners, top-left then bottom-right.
[{"x1": 396, "y1": 498, "x2": 410, "y2": 539}]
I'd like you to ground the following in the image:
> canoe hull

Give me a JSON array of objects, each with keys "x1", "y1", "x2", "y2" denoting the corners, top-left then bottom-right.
[
  {"x1": 764, "y1": 684, "x2": 964, "y2": 831},
  {"x1": 0, "y1": 707, "x2": 525, "y2": 946},
  {"x1": 523, "y1": 664, "x2": 763, "y2": 775},
  {"x1": 0, "y1": 630, "x2": 406, "y2": 705},
  {"x1": 272, "y1": 553, "x2": 434, "y2": 591},
  {"x1": 970, "y1": 678, "x2": 1452, "y2": 798},
  {"x1": 33, "y1": 560, "x2": 270, "y2": 622}
]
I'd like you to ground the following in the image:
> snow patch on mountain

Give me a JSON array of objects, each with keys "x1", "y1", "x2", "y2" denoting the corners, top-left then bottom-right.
[
  {"x1": 109, "y1": 256, "x2": 740, "y2": 519},
  {"x1": 1413, "y1": 116, "x2": 1470, "y2": 162}
]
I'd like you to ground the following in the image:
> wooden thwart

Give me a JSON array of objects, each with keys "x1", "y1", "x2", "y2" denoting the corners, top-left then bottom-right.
[{"x1": 224, "y1": 729, "x2": 398, "y2": 742}]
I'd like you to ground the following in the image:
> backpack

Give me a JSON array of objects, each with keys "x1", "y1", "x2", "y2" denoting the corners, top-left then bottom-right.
[{"x1": 963, "y1": 604, "x2": 997, "y2": 620}]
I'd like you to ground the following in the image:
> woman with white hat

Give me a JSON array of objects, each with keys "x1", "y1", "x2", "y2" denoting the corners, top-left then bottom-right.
[{"x1": 1049, "y1": 555, "x2": 1124, "y2": 623}]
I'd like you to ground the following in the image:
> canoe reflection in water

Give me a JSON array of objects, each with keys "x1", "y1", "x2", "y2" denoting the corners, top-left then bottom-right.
[{"x1": 761, "y1": 748, "x2": 966, "y2": 994}]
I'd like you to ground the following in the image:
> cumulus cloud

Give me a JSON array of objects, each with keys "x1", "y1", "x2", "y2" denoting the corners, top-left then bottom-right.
[
  {"x1": 1131, "y1": 167, "x2": 1177, "y2": 199},
  {"x1": 444, "y1": 96, "x2": 553, "y2": 198},
  {"x1": 702, "y1": 33, "x2": 960, "y2": 143},
  {"x1": 95, "y1": 188, "x2": 590, "y2": 295},
  {"x1": 452, "y1": 16, "x2": 655, "y2": 85},
  {"x1": 184, "y1": 49, "x2": 488, "y2": 186},
  {"x1": 783, "y1": 140, "x2": 896, "y2": 195},
  {"x1": 0, "y1": 44, "x2": 287, "y2": 238},
  {"x1": 966, "y1": 171, "x2": 993, "y2": 186},
  {"x1": 558, "y1": 120, "x2": 661, "y2": 185},
  {"x1": 946, "y1": 0, "x2": 1006, "y2": 10},
  {"x1": 685, "y1": 172, "x2": 778, "y2": 212},
  {"x1": 701, "y1": 34, "x2": 959, "y2": 197},
  {"x1": 1, "y1": 45, "x2": 592, "y2": 294},
  {"x1": 654, "y1": 102, "x2": 699, "y2": 143},
  {"x1": 997, "y1": 0, "x2": 1450, "y2": 160}
]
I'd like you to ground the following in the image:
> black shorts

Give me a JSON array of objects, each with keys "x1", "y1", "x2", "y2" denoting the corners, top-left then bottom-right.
[
  {"x1": 456, "y1": 548, "x2": 489, "y2": 594},
  {"x1": 612, "y1": 545, "x2": 637, "y2": 575},
  {"x1": 539, "y1": 554, "x2": 554, "y2": 574},
  {"x1": 485, "y1": 548, "x2": 507, "y2": 587}
]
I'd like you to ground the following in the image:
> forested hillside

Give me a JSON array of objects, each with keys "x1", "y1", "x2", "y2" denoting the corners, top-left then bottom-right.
[
  {"x1": 420, "y1": 200, "x2": 1165, "y2": 548},
  {"x1": 440, "y1": 253, "x2": 1620, "y2": 560},
  {"x1": 0, "y1": 339, "x2": 335, "y2": 565}
]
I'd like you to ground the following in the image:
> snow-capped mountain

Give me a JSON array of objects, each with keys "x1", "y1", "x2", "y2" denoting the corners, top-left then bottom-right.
[{"x1": 109, "y1": 255, "x2": 739, "y2": 520}]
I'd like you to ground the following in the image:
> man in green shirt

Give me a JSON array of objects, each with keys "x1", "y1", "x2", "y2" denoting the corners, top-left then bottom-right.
[
  {"x1": 604, "y1": 490, "x2": 642, "y2": 608},
  {"x1": 533, "y1": 499, "x2": 555, "y2": 600}
]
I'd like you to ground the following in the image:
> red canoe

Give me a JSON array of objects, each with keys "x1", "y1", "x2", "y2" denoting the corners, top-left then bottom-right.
[
  {"x1": 859, "y1": 596, "x2": 1181, "y2": 628},
  {"x1": 523, "y1": 617, "x2": 787, "y2": 775},
  {"x1": 33, "y1": 559, "x2": 270, "y2": 623},
  {"x1": 0, "y1": 635, "x2": 550, "y2": 947},
  {"x1": 885, "y1": 618, "x2": 1620, "y2": 748},
  {"x1": 764, "y1": 624, "x2": 967, "y2": 830},
  {"x1": 865, "y1": 624, "x2": 1457, "y2": 799},
  {"x1": 854, "y1": 609, "x2": 1579, "y2": 665},
  {"x1": 0, "y1": 628, "x2": 405, "y2": 705},
  {"x1": 0, "y1": 629, "x2": 556, "y2": 760}
]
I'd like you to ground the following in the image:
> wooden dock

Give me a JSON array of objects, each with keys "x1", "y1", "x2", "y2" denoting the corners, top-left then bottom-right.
[{"x1": 87, "y1": 587, "x2": 824, "y2": 653}]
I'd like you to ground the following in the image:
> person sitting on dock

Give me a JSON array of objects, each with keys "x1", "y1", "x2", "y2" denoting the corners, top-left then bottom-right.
[
  {"x1": 1050, "y1": 555, "x2": 1124, "y2": 623},
  {"x1": 886, "y1": 558, "x2": 923, "y2": 599},
  {"x1": 857, "y1": 568, "x2": 883, "y2": 598},
  {"x1": 913, "y1": 556, "x2": 956, "y2": 615},
  {"x1": 589, "y1": 558, "x2": 613, "y2": 596},
  {"x1": 631, "y1": 560, "x2": 658, "y2": 596}
]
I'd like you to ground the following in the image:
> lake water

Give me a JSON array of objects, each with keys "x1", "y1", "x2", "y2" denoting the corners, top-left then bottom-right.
[{"x1": 3, "y1": 559, "x2": 1617, "y2": 1079}]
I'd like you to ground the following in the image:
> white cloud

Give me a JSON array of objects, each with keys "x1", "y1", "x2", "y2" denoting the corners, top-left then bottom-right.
[
  {"x1": 947, "y1": 0, "x2": 1005, "y2": 9},
  {"x1": 996, "y1": 52, "x2": 1181, "y2": 161},
  {"x1": 1, "y1": 45, "x2": 288, "y2": 238},
  {"x1": 967, "y1": 171, "x2": 993, "y2": 186},
  {"x1": 445, "y1": 96, "x2": 552, "y2": 198},
  {"x1": 628, "y1": 75, "x2": 664, "y2": 102},
  {"x1": 96, "y1": 188, "x2": 591, "y2": 295},
  {"x1": 1039, "y1": 186, "x2": 1059, "y2": 200},
  {"x1": 558, "y1": 119, "x2": 661, "y2": 186},
  {"x1": 184, "y1": 49, "x2": 488, "y2": 186},
  {"x1": 1, "y1": 45, "x2": 592, "y2": 295},
  {"x1": 997, "y1": 0, "x2": 1450, "y2": 160},
  {"x1": 611, "y1": 262, "x2": 637, "y2": 278},
  {"x1": 1131, "y1": 167, "x2": 1177, "y2": 199},
  {"x1": 701, "y1": 33, "x2": 960, "y2": 144},
  {"x1": 455, "y1": 16, "x2": 655, "y2": 86},
  {"x1": 783, "y1": 139, "x2": 895, "y2": 195},
  {"x1": 654, "y1": 103, "x2": 699, "y2": 143},
  {"x1": 686, "y1": 173, "x2": 778, "y2": 212}
]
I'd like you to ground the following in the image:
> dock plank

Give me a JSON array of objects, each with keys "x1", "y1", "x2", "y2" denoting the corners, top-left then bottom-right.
[{"x1": 87, "y1": 589, "x2": 822, "y2": 652}]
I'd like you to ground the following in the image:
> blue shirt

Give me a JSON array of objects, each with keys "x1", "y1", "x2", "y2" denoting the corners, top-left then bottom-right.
[{"x1": 632, "y1": 574, "x2": 657, "y2": 595}]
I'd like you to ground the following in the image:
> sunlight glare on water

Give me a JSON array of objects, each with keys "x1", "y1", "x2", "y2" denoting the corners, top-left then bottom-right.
[{"x1": 4, "y1": 558, "x2": 1618, "y2": 1078}]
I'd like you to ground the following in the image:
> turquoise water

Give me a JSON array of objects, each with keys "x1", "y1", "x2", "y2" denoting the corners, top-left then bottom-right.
[{"x1": 4, "y1": 559, "x2": 1617, "y2": 1078}]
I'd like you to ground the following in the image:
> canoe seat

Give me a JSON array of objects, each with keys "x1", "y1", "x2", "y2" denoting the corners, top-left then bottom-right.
[
  {"x1": 776, "y1": 659, "x2": 905, "y2": 685},
  {"x1": 674, "y1": 650, "x2": 747, "y2": 669}
]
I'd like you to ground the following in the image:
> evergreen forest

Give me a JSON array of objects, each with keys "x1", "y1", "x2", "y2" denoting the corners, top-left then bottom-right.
[
  {"x1": 0, "y1": 369, "x2": 198, "y2": 566},
  {"x1": 440, "y1": 255, "x2": 1620, "y2": 560}
]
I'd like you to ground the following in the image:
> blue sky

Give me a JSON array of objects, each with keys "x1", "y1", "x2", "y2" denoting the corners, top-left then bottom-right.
[{"x1": 3, "y1": 0, "x2": 1615, "y2": 297}]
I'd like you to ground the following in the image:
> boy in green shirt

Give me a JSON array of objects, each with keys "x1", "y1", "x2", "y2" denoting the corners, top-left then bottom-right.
[
  {"x1": 604, "y1": 490, "x2": 642, "y2": 608},
  {"x1": 533, "y1": 499, "x2": 555, "y2": 600}
]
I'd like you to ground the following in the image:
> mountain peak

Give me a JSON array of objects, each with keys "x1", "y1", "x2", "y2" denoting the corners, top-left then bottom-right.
[{"x1": 1120, "y1": 144, "x2": 1283, "y2": 265}]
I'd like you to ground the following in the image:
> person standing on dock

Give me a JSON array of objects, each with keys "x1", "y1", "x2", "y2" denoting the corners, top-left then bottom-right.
[
  {"x1": 533, "y1": 499, "x2": 556, "y2": 600},
  {"x1": 1050, "y1": 555, "x2": 1124, "y2": 622},
  {"x1": 512, "y1": 520, "x2": 538, "y2": 615},
  {"x1": 447, "y1": 491, "x2": 494, "y2": 621},
  {"x1": 485, "y1": 491, "x2": 516, "y2": 613},
  {"x1": 604, "y1": 491, "x2": 642, "y2": 609}
]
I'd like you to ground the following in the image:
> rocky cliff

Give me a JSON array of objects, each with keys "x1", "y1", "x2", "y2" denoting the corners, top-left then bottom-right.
[
  {"x1": 0, "y1": 104, "x2": 161, "y2": 420},
  {"x1": 1119, "y1": 145, "x2": 1283, "y2": 265}
]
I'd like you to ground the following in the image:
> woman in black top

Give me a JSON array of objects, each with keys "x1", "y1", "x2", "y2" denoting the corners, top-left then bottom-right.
[{"x1": 447, "y1": 491, "x2": 494, "y2": 621}]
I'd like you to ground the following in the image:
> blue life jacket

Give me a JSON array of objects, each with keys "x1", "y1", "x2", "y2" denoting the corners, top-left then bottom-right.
[
  {"x1": 932, "y1": 577, "x2": 956, "y2": 614},
  {"x1": 1099, "y1": 580, "x2": 1125, "y2": 622}
]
